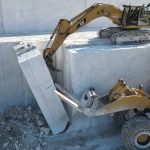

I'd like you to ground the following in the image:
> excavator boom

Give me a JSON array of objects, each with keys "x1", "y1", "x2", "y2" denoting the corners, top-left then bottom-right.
[
  {"x1": 43, "y1": 3, "x2": 122, "y2": 68},
  {"x1": 43, "y1": 3, "x2": 150, "y2": 69}
]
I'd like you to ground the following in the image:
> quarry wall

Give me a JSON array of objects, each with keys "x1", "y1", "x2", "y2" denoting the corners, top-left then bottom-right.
[
  {"x1": 0, "y1": 42, "x2": 36, "y2": 113},
  {"x1": 0, "y1": 1, "x2": 150, "y2": 131},
  {"x1": 0, "y1": 33, "x2": 150, "y2": 131}
]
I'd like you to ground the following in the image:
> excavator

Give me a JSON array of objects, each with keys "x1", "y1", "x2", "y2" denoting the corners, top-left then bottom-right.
[
  {"x1": 43, "y1": 3, "x2": 150, "y2": 69},
  {"x1": 14, "y1": 3, "x2": 148, "y2": 150}
]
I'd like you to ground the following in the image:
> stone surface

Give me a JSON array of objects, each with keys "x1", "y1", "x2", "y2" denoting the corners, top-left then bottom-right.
[
  {"x1": 0, "y1": 35, "x2": 50, "y2": 113},
  {"x1": 63, "y1": 31, "x2": 150, "y2": 97},
  {"x1": 0, "y1": 106, "x2": 50, "y2": 150},
  {"x1": 60, "y1": 31, "x2": 150, "y2": 132},
  {"x1": 16, "y1": 46, "x2": 69, "y2": 134},
  {"x1": 0, "y1": 42, "x2": 35, "y2": 113}
]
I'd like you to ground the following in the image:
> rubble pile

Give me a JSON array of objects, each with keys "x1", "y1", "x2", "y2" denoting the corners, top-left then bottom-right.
[{"x1": 0, "y1": 106, "x2": 50, "y2": 150}]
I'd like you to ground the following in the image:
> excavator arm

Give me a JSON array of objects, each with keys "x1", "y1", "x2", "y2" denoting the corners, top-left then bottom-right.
[{"x1": 43, "y1": 3, "x2": 123, "y2": 68}]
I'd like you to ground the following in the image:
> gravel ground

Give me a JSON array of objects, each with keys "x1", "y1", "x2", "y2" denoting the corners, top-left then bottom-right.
[
  {"x1": 0, "y1": 106, "x2": 125, "y2": 150},
  {"x1": 0, "y1": 106, "x2": 50, "y2": 150}
]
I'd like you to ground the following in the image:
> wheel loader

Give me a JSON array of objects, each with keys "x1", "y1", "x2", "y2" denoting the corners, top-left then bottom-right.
[
  {"x1": 41, "y1": 3, "x2": 150, "y2": 150},
  {"x1": 55, "y1": 80, "x2": 150, "y2": 150}
]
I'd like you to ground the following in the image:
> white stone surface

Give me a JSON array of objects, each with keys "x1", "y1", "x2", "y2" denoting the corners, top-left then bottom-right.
[
  {"x1": 58, "y1": 31, "x2": 150, "y2": 131},
  {"x1": 0, "y1": 42, "x2": 35, "y2": 113},
  {"x1": 63, "y1": 31, "x2": 150, "y2": 97},
  {"x1": 17, "y1": 46, "x2": 69, "y2": 134}
]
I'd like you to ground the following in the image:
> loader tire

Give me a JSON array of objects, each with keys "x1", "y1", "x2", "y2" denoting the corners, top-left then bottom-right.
[
  {"x1": 113, "y1": 111, "x2": 129, "y2": 126},
  {"x1": 121, "y1": 116, "x2": 150, "y2": 150}
]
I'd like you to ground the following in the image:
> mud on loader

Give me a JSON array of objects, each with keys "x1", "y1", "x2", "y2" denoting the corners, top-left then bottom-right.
[{"x1": 54, "y1": 79, "x2": 150, "y2": 150}]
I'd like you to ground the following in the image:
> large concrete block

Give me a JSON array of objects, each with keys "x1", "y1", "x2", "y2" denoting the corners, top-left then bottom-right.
[
  {"x1": 0, "y1": 42, "x2": 35, "y2": 113},
  {"x1": 0, "y1": 35, "x2": 53, "y2": 113},
  {"x1": 60, "y1": 31, "x2": 150, "y2": 131},
  {"x1": 64, "y1": 45, "x2": 150, "y2": 97},
  {"x1": 16, "y1": 45, "x2": 69, "y2": 134},
  {"x1": 63, "y1": 32, "x2": 150, "y2": 97}
]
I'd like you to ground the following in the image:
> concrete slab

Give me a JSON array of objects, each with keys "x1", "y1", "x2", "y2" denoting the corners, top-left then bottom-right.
[
  {"x1": 63, "y1": 32, "x2": 150, "y2": 97},
  {"x1": 1, "y1": 43, "x2": 26, "y2": 107},
  {"x1": 59, "y1": 31, "x2": 150, "y2": 132},
  {"x1": 16, "y1": 45, "x2": 69, "y2": 134},
  {"x1": 0, "y1": 35, "x2": 51, "y2": 113}
]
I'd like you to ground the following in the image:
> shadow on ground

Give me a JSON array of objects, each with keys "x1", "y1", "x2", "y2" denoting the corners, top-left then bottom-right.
[{"x1": 47, "y1": 124, "x2": 125, "y2": 150}]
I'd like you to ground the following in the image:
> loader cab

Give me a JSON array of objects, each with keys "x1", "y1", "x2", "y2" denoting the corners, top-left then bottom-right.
[{"x1": 122, "y1": 4, "x2": 150, "y2": 27}]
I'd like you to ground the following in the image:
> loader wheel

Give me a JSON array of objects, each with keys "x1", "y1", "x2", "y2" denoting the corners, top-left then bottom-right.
[
  {"x1": 121, "y1": 116, "x2": 150, "y2": 150},
  {"x1": 113, "y1": 111, "x2": 129, "y2": 126}
]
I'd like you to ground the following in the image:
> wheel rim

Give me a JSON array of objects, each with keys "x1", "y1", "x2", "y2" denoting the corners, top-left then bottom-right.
[{"x1": 135, "y1": 132, "x2": 150, "y2": 149}]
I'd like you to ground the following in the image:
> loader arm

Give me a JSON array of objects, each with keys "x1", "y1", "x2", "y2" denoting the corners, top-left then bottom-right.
[{"x1": 43, "y1": 3, "x2": 123, "y2": 67}]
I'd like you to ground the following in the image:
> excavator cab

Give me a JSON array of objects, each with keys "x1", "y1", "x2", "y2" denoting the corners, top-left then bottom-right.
[{"x1": 122, "y1": 4, "x2": 150, "y2": 26}]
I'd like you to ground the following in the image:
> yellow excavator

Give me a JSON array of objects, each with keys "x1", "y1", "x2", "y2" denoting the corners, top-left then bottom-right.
[
  {"x1": 41, "y1": 3, "x2": 150, "y2": 150},
  {"x1": 43, "y1": 3, "x2": 150, "y2": 69}
]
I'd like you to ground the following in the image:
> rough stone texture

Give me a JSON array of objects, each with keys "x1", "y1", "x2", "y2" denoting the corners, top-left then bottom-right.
[
  {"x1": 0, "y1": 106, "x2": 50, "y2": 150},
  {"x1": 17, "y1": 46, "x2": 69, "y2": 134}
]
